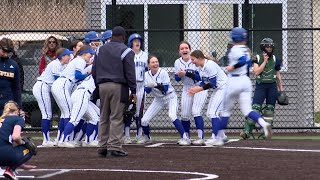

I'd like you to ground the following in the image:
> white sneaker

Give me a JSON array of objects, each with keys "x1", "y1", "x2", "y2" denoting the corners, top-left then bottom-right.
[
  {"x1": 263, "y1": 123, "x2": 272, "y2": 139},
  {"x1": 123, "y1": 136, "x2": 133, "y2": 144},
  {"x1": 178, "y1": 138, "x2": 191, "y2": 146},
  {"x1": 58, "y1": 141, "x2": 76, "y2": 148},
  {"x1": 205, "y1": 138, "x2": 224, "y2": 146},
  {"x1": 192, "y1": 138, "x2": 205, "y2": 146},
  {"x1": 136, "y1": 135, "x2": 151, "y2": 144},
  {"x1": 136, "y1": 135, "x2": 144, "y2": 143},
  {"x1": 42, "y1": 140, "x2": 57, "y2": 147},
  {"x1": 82, "y1": 140, "x2": 98, "y2": 147},
  {"x1": 73, "y1": 140, "x2": 82, "y2": 147}
]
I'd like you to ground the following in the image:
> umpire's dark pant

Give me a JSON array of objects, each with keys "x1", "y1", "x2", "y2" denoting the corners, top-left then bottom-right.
[
  {"x1": 252, "y1": 82, "x2": 278, "y2": 106},
  {"x1": 98, "y1": 82, "x2": 125, "y2": 152}
]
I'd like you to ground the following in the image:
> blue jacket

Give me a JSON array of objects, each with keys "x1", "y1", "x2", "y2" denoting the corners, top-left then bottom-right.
[{"x1": 0, "y1": 57, "x2": 22, "y2": 108}]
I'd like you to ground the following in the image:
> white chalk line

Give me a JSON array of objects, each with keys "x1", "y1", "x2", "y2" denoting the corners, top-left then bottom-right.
[
  {"x1": 223, "y1": 146, "x2": 320, "y2": 153},
  {"x1": 28, "y1": 168, "x2": 218, "y2": 179}
]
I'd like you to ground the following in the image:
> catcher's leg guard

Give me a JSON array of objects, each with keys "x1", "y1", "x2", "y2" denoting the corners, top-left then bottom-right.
[
  {"x1": 240, "y1": 104, "x2": 262, "y2": 139},
  {"x1": 240, "y1": 119, "x2": 256, "y2": 139},
  {"x1": 258, "y1": 104, "x2": 274, "y2": 139}
]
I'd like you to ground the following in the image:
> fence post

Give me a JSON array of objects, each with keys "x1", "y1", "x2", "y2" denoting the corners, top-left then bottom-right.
[{"x1": 112, "y1": 0, "x2": 117, "y2": 28}]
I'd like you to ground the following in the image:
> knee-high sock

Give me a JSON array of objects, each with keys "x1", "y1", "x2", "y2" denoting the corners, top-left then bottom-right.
[
  {"x1": 93, "y1": 124, "x2": 99, "y2": 140},
  {"x1": 194, "y1": 116, "x2": 204, "y2": 139},
  {"x1": 73, "y1": 119, "x2": 85, "y2": 140},
  {"x1": 173, "y1": 119, "x2": 186, "y2": 138},
  {"x1": 57, "y1": 118, "x2": 65, "y2": 141},
  {"x1": 142, "y1": 125, "x2": 150, "y2": 139},
  {"x1": 135, "y1": 116, "x2": 141, "y2": 136},
  {"x1": 211, "y1": 118, "x2": 221, "y2": 137},
  {"x1": 247, "y1": 111, "x2": 268, "y2": 127},
  {"x1": 220, "y1": 117, "x2": 229, "y2": 129},
  {"x1": 62, "y1": 123, "x2": 75, "y2": 142},
  {"x1": 41, "y1": 119, "x2": 51, "y2": 142},
  {"x1": 181, "y1": 120, "x2": 190, "y2": 137},
  {"x1": 85, "y1": 123, "x2": 95, "y2": 143},
  {"x1": 64, "y1": 118, "x2": 70, "y2": 128},
  {"x1": 74, "y1": 122, "x2": 87, "y2": 142}
]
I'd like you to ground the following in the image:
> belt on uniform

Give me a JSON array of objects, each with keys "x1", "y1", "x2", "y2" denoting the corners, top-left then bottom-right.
[
  {"x1": 231, "y1": 74, "x2": 245, "y2": 77},
  {"x1": 60, "y1": 76, "x2": 72, "y2": 82},
  {"x1": 78, "y1": 87, "x2": 92, "y2": 94},
  {"x1": 37, "y1": 80, "x2": 49, "y2": 85}
]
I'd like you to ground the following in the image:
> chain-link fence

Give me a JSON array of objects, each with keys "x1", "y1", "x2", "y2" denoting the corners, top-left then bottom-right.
[{"x1": 0, "y1": 0, "x2": 319, "y2": 133}]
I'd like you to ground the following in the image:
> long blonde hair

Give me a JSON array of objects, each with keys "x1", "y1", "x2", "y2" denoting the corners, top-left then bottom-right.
[{"x1": 0, "y1": 101, "x2": 19, "y2": 122}]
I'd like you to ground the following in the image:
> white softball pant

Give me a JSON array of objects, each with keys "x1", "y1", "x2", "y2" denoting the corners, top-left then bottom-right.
[
  {"x1": 141, "y1": 92, "x2": 178, "y2": 126},
  {"x1": 51, "y1": 78, "x2": 73, "y2": 118},
  {"x1": 180, "y1": 85, "x2": 208, "y2": 120},
  {"x1": 32, "y1": 81, "x2": 52, "y2": 119},
  {"x1": 135, "y1": 81, "x2": 145, "y2": 117},
  {"x1": 221, "y1": 75, "x2": 253, "y2": 117},
  {"x1": 207, "y1": 85, "x2": 225, "y2": 118},
  {"x1": 69, "y1": 89, "x2": 99, "y2": 126}
]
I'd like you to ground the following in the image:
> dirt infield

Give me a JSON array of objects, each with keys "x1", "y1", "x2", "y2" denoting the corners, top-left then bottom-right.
[{"x1": 6, "y1": 138, "x2": 320, "y2": 180}]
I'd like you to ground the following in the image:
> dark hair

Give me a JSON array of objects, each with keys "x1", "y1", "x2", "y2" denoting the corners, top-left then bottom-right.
[
  {"x1": 69, "y1": 40, "x2": 81, "y2": 51},
  {"x1": 178, "y1": 41, "x2": 191, "y2": 50},
  {"x1": 190, "y1": 50, "x2": 205, "y2": 59},
  {"x1": 75, "y1": 45, "x2": 91, "y2": 57},
  {"x1": 148, "y1": 54, "x2": 158, "y2": 64}
]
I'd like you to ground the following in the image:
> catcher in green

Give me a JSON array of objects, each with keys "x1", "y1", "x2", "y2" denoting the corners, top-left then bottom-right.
[
  {"x1": 240, "y1": 38, "x2": 283, "y2": 139},
  {"x1": 0, "y1": 101, "x2": 37, "y2": 180}
]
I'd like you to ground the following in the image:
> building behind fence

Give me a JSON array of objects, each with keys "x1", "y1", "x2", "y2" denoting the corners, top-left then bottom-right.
[{"x1": 0, "y1": 0, "x2": 319, "y2": 132}]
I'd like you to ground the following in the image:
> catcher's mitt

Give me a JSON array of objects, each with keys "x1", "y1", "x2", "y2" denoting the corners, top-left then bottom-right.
[
  {"x1": 22, "y1": 137, "x2": 37, "y2": 155},
  {"x1": 277, "y1": 91, "x2": 289, "y2": 105},
  {"x1": 123, "y1": 95, "x2": 136, "y2": 123}
]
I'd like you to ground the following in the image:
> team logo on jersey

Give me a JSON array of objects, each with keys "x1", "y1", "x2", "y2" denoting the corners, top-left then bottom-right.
[
  {"x1": 9, "y1": 65, "x2": 14, "y2": 69},
  {"x1": 0, "y1": 70, "x2": 14, "y2": 78}
]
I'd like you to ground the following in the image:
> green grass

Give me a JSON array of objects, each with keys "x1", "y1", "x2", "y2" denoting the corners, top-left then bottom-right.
[{"x1": 315, "y1": 111, "x2": 320, "y2": 124}]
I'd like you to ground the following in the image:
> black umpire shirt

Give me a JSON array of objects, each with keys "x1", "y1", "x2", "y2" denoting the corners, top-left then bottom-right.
[{"x1": 92, "y1": 39, "x2": 136, "y2": 103}]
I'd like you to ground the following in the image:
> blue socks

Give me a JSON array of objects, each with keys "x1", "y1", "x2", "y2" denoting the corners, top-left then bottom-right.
[
  {"x1": 142, "y1": 125, "x2": 150, "y2": 138},
  {"x1": 181, "y1": 120, "x2": 190, "y2": 136},
  {"x1": 173, "y1": 119, "x2": 185, "y2": 138},
  {"x1": 135, "y1": 116, "x2": 141, "y2": 136},
  {"x1": 247, "y1": 111, "x2": 262, "y2": 122},
  {"x1": 64, "y1": 118, "x2": 70, "y2": 127},
  {"x1": 220, "y1": 117, "x2": 229, "y2": 129},
  {"x1": 63, "y1": 123, "x2": 75, "y2": 142},
  {"x1": 57, "y1": 118, "x2": 65, "y2": 141},
  {"x1": 86, "y1": 123, "x2": 95, "y2": 142},
  {"x1": 211, "y1": 118, "x2": 221, "y2": 137},
  {"x1": 41, "y1": 119, "x2": 50, "y2": 141}
]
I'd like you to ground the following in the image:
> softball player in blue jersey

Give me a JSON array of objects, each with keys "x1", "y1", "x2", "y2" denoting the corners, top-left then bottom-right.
[
  {"x1": 188, "y1": 50, "x2": 228, "y2": 146},
  {"x1": 32, "y1": 48, "x2": 72, "y2": 147},
  {"x1": 51, "y1": 46, "x2": 95, "y2": 142},
  {"x1": 137, "y1": 55, "x2": 190, "y2": 146},
  {"x1": 174, "y1": 41, "x2": 207, "y2": 145},
  {"x1": 212, "y1": 27, "x2": 272, "y2": 146},
  {"x1": 123, "y1": 33, "x2": 148, "y2": 144}
]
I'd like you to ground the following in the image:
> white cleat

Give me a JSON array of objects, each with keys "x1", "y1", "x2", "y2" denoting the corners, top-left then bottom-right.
[
  {"x1": 82, "y1": 140, "x2": 98, "y2": 147},
  {"x1": 263, "y1": 123, "x2": 273, "y2": 139},
  {"x1": 58, "y1": 141, "x2": 76, "y2": 148},
  {"x1": 136, "y1": 135, "x2": 151, "y2": 144},
  {"x1": 178, "y1": 138, "x2": 191, "y2": 146},
  {"x1": 73, "y1": 140, "x2": 83, "y2": 147},
  {"x1": 42, "y1": 140, "x2": 57, "y2": 147},
  {"x1": 205, "y1": 138, "x2": 224, "y2": 146},
  {"x1": 123, "y1": 136, "x2": 133, "y2": 144},
  {"x1": 192, "y1": 138, "x2": 205, "y2": 146}
]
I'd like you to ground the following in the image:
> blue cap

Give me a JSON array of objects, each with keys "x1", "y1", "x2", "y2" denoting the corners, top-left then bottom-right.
[
  {"x1": 57, "y1": 49, "x2": 73, "y2": 59},
  {"x1": 230, "y1": 27, "x2": 248, "y2": 42},
  {"x1": 78, "y1": 48, "x2": 95, "y2": 56}
]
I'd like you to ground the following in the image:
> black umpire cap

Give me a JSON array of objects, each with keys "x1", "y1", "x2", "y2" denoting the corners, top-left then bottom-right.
[{"x1": 112, "y1": 26, "x2": 126, "y2": 37}]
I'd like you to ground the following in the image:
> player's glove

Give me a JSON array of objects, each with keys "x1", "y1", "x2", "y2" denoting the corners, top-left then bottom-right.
[
  {"x1": 21, "y1": 137, "x2": 37, "y2": 155},
  {"x1": 277, "y1": 91, "x2": 289, "y2": 105},
  {"x1": 123, "y1": 95, "x2": 136, "y2": 123}
]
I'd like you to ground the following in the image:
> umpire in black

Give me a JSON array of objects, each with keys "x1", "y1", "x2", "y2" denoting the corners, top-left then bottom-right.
[
  {"x1": 0, "y1": 38, "x2": 22, "y2": 115},
  {"x1": 92, "y1": 26, "x2": 136, "y2": 157}
]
